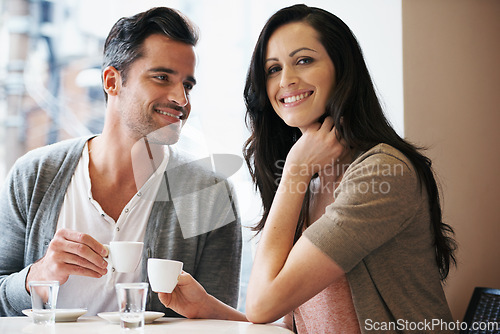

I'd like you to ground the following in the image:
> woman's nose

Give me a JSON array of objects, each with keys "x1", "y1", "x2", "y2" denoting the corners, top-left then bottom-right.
[{"x1": 279, "y1": 67, "x2": 298, "y2": 88}]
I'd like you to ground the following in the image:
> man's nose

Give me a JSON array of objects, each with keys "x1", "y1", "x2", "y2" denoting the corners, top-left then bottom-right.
[{"x1": 168, "y1": 82, "x2": 188, "y2": 107}]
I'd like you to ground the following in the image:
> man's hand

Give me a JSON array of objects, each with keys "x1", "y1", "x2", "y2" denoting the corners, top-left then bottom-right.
[{"x1": 26, "y1": 229, "x2": 109, "y2": 293}]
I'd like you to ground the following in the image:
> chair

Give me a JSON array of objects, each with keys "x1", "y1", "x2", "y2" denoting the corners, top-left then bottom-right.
[{"x1": 461, "y1": 287, "x2": 500, "y2": 333}]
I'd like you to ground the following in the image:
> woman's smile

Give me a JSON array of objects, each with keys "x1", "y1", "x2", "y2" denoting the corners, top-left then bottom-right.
[
  {"x1": 280, "y1": 91, "x2": 313, "y2": 105},
  {"x1": 265, "y1": 22, "x2": 335, "y2": 132}
]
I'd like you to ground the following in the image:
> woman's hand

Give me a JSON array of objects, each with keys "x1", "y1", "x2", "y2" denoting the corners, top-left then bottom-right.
[
  {"x1": 158, "y1": 272, "x2": 247, "y2": 321},
  {"x1": 158, "y1": 272, "x2": 210, "y2": 319},
  {"x1": 285, "y1": 116, "x2": 347, "y2": 178}
]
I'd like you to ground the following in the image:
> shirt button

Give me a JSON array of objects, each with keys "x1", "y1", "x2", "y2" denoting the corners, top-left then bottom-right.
[
  {"x1": 116, "y1": 227, "x2": 120, "y2": 232},
  {"x1": 112, "y1": 267, "x2": 115, "y2": 272},
  {"x1": 137, "y1": 192, "x2": 142, "y2": 197},
  {"x1": 125, "y1": 208, "x2": 129, "y2": 213},
  {"x1": 101, "y1": 213, "x2": 105, "y2": 217}
]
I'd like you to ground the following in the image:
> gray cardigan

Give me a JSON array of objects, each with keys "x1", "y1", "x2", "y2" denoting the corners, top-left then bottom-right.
[{"x1": 0, "y1": 137, "x2": 242, "y2": 316}]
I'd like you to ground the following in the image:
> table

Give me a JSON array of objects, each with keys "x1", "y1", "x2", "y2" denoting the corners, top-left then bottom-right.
[{"x1": 0, "y1": 316, "x2": 294, "y2": 333}]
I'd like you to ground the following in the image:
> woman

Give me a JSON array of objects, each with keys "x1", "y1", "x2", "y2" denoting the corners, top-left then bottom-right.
[{"x1": 159, "y1": 5, "x2": 456, "y2": 333}]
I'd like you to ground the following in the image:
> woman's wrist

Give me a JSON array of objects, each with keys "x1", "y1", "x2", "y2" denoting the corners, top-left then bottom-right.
[
  {"x1": 199, "y1": 294, "x2": 247, "y2": 321},
  {"x1": 279, "y1": 162, "x2": 313, "y2": 195}
]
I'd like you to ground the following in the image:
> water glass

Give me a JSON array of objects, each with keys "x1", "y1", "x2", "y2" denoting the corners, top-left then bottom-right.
[
  {"x1": 29, "y1": 281, "x2": 59, "y2": 325},
  {"x1": 115, "y1": 283, "x2": 149, "y2": 330}
]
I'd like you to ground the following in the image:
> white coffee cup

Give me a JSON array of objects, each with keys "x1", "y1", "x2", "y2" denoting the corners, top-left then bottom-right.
[
  {"x1": 104, "y1": 241, "x2": 144, "y2": 273},
  {"x1": 147, "y1": 258, "x2": 183, "y2": 293}
]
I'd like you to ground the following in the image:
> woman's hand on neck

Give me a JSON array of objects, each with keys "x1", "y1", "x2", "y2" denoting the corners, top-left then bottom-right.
[{"x1": 286, "y1": 116, "x2": 348, "y2": 180}]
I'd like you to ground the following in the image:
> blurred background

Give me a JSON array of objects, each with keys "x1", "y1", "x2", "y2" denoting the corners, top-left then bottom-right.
[
  {"x1": 2, "y1": 0, "x2": 499, "y2": 323},
  {"x1": 0, "y1": 0, "x2": 403, "y2": 313}
]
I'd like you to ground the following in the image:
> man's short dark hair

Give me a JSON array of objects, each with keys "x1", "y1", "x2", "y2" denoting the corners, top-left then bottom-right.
[{"x1": 102, "y1": 7, "x2": 199, "y2": 100}]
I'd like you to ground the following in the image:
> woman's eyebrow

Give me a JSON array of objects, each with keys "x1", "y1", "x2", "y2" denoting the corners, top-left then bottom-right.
[
  {"x1": 289, "y1": 47, "x2": 316, "y2": 57},
  {"x1": 265, "y1": 47, "x2": 317, "y2": 64},
  {"x1": 264, "y1": 57, "x2": 278, "y2": 64}
]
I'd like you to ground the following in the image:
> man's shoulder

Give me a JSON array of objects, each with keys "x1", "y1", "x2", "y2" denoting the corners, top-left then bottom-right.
[
  {"x1": 166, "y1": 147, "x2": 239, "y2": 192},
  {"x1": 13, "y1": 136, "x2": 91, "y2": 174},
  {"x1": 21, "y1": 137, "x2": 89, "y2": 160},
  {"x1": 168, "y1": 147, "x2": 223, "y2": 181}
]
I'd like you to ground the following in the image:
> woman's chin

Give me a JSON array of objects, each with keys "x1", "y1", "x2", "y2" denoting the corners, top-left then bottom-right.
[{"x1": 282, "y1": 118, "x2": 314, "y2": 131}]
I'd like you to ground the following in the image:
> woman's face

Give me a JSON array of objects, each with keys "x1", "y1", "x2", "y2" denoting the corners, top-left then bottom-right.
[{"x1": 265, "y1": 22, "x2": 335, "y2": 132}]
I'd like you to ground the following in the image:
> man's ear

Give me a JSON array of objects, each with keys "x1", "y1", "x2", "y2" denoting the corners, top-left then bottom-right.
[{"x1": 102, "y1": 66, "x2": 122, "y2": 97}]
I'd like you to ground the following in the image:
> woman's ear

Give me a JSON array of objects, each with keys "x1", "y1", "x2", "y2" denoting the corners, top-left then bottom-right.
[{"x1": 102, "y1": 66, "x2": 121, "y2": 97}]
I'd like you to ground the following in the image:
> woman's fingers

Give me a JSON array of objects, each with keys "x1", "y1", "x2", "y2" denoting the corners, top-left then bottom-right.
[{"x1": 318, "y1": 116, "x2": 335, "y2": 132}]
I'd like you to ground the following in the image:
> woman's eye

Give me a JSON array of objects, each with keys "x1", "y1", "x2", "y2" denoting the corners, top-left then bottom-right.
[
  {"x1": 267, "y1": 66, "x2": 281, "y2": 76},
  {"x1": 297, "y1": 57, "x2": 313, "y2": 65}
]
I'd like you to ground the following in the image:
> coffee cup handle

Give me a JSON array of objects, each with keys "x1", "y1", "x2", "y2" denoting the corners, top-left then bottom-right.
[{"x1": 103, "y1": 244, "x2": 112, "y2": 266}]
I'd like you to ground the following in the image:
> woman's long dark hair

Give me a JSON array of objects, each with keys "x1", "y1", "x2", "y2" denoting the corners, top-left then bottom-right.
[{"x1": 243, "y1": 4, "x2": 456, "y2": 280}]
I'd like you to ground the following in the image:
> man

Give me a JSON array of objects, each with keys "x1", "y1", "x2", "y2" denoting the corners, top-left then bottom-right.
[{"x1": 0, "y1": 7, "x2": 242, "y2": 316}]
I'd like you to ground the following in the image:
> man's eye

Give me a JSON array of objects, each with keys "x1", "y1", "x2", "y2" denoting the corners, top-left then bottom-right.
[
  {"x1": 155, "y1": 75, "x2": 168, "y2": 81},
  {"x1": 184, "y1": 82, "x2": 194, "y2": 91}
]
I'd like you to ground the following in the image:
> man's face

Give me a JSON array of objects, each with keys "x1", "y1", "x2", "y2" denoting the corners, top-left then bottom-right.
[{"x1": 117, "y1": 34, "x2": 197, "y2": 145}]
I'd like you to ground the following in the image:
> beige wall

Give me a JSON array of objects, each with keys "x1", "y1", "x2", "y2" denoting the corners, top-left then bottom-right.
[{"x1": 402, "y1": 0, "x2": 500, "y2": 320}]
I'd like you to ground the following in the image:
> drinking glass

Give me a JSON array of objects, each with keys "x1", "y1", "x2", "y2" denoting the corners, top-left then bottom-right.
[
  {"x1": 29, "y1": 281, "x2": 59, "y2": 325},
  {"x1": 115, "y1": 283, "x2": 149, "y2": 330}
]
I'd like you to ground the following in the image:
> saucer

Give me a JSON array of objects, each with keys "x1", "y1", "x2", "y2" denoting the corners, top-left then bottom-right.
[
  {"x1": 97, "y1": 311, "x2": 164, "y2": 324},
  {"x1": 22, "y1": 308, "x2": 87, "y2": 322}
]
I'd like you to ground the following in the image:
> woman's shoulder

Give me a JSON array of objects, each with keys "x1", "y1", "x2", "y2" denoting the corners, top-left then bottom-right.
[
  {"x1": 339, "y1": 143, "x2": 419, "y2": 193},
  {"x1": 356, "y1": 143, "x2": 410, "y2": 163},
  {"x1": 350, "y1": 143, "x2": 414, "y2": 173}
]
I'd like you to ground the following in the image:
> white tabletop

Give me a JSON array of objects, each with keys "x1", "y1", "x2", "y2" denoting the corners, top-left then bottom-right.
[{"x1": 0, "y1": 316, "x2": 293, "y2": 333}]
